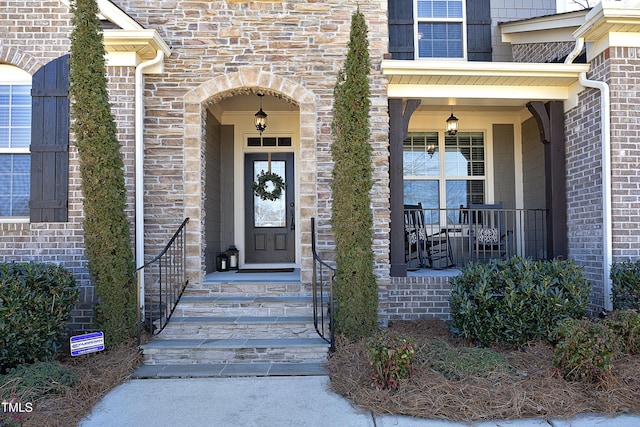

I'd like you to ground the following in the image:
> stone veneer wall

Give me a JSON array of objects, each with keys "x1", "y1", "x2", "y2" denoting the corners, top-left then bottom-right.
[
  {"x1": 0, "y1": 2, "x2": 138, "y2": 331},
  {"x1": 118, "y1": 0, "x2": 391, "y2": 287}
]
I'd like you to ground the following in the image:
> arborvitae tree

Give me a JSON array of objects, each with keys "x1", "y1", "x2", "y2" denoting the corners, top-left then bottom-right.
[
  {"x1": 330, "y1": 9, "x2": 378, "y2": 341},
  {"x1": 69, "y1": 0, "x2": 137, "y2": 345}
]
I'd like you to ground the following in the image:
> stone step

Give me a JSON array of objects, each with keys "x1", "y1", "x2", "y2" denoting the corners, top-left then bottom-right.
[
  {"x1": 132, "y1": 362, "x2": 327, "y2": 378},
  {"x1": 140, "y1": 338, "x2": 329, "y2": 365},
  {"x1": 183, "y1": 282, "x2": 313, "y2": 297},
  {"x1": 156, "y1": 316, "x2": 325, "y2": 340},
  {"x1": 173, "y1": 295, "x2": 326, "y2": 318}
]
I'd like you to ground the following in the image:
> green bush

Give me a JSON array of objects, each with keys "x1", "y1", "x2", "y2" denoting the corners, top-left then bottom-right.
[
  {"x1": 604, "y1": 309, "x2": 640, "y2": 355},
  {"x1": 450, "y1": 257, "x2": 590, "y2": 347},
  {"x1": 0, "y1": 361, "x2": 78, "y2": 401},
  {"x1": 610, "y1": 260, "x2": 640, "y2": 310},
  {"x1": 0, "y1": 262, "x2": 78, "y2": 373},
  {"x1": 552, "y1": 318, "x2": 620, "y2": 382},
  {"x1": 366, "y1": 330, "x2": 416, "y2": 390}
]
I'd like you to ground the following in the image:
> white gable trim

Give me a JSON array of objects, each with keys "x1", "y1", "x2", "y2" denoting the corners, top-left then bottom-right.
[{"x1": 60, "y1": 0, "x2": 143, "y2": 30}]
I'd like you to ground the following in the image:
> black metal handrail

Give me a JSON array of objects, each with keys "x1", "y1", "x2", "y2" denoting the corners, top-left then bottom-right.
[
  {"x1": 137, "y1": 218, "x2": 189, "y2": 343},
  {"x1": 311, "y1": 217, "x2": 335, "y2": 353}
]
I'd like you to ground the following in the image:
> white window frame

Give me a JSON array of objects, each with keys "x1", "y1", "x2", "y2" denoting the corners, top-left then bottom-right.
[
  {"x1": 414, "y1": 0, "x2": 467, "y2": 60},
  {"x1": 0, "y1": 65, "x2": 31, "y2": 221},
  {"x1": 403, "y1": 130, "x2": 486, "y2": 222}
]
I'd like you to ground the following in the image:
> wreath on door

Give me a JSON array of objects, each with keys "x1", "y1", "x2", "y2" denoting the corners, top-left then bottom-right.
[{"x1": 252, "y1": 170, "x2": 286, "y2": 201}]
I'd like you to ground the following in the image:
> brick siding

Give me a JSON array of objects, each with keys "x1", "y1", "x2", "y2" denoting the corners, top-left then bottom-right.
[
  {"x1": 0, "y1": 3, "x2": 138, "y2": 332},
  {"x1": 512, "y1": 41, "x2": 576, "y2": 63},
  {"x1": 387, "y1": 276, "x2": 453, "y2": 322}
]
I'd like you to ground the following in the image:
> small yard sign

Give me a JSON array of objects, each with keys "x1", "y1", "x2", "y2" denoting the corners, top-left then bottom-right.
[{"x1": 70, "y1": 331, "x2": 105, "y2": 356}]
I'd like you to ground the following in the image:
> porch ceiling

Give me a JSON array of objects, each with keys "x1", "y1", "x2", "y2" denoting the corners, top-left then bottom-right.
[{"x1": 382, "y1": 60, "x2": 590, "y2": 107}]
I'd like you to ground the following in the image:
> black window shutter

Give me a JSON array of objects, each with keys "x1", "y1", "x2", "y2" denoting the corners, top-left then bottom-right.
[
  {"x1": 30, "y1": 54, "x2": 70, "y2": 222},
  {"x1": 389, "y1": 0, "x2": 415, "y2": 60},
  {"x1": 466, "y1": 0, "x2": 492, "y2": 61}
]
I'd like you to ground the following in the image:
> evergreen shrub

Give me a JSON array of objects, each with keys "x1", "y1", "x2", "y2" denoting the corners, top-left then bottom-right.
[
  {"x1": 70, "y1": 0, "x2": 138, "y2": 345},
  {"x1": 450, "y1": 257, "x2": 590, "y2": 347},
  {"x1": 330, "y1": 9, "x2": 378, "y2": 340},
  {"x1": 0, "y1": 263, "x2": 78, "y2": 373},
  {"x1": 552, "y1": 317, "x2": 620, "y2": 382},
  {"x1": 610, "y1": 260, "x2": 640, "y2": 310},
  {"x1": 604, "y1": 309, "x2": 640, "y2": 355}
]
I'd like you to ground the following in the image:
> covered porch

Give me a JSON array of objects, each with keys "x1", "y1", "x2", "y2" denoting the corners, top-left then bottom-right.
[{"x1": 384, "y1": 60, "x2": 590, "y2": 276}]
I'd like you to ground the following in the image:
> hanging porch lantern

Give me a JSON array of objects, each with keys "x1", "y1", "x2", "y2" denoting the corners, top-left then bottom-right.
[
  {"x1": 446, "y1": 108, "x2": 459, "y2": 136},
  {"x1": 254, "y1": 93, "x2": 268, "y2": 135}
]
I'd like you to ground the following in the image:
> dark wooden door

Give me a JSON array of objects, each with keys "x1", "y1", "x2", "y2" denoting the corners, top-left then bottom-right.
[{"x1": 244, "y1": 152, "x2": 295, "y2": 263}]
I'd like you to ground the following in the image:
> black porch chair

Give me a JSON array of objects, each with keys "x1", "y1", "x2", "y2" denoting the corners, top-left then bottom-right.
[
  {"x1": 404, "y1": 203, "x2": 454, "y2": 269},
  {"x1": 468, "y1": 202, "x2": 512, "y2": 261}
]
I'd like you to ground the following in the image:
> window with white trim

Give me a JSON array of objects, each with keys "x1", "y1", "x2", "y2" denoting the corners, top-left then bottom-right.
[
  {"x1": 0, "y1": 65, "x2": 31, "y2": 218},
  {"x1": 403, "y1": 131, "x2": 485, "y2": 222},
  {"x1": 415, "y1": 0, "x2": 466, "y2": 59}
]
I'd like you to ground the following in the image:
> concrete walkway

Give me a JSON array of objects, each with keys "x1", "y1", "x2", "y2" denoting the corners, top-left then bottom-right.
[{"x1": 78, "y1": 376, "x2": 639, "y2": 427}]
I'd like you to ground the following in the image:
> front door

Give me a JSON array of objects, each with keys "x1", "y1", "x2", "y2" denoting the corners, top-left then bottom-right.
[{"x1": 244, "y1": 152, "x2": 295, "y2": 264}]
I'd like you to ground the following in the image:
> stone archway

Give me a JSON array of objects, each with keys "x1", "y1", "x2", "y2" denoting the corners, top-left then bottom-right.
[{"x1": 183, "y1": 67, "x2": 317, "y2": 283}]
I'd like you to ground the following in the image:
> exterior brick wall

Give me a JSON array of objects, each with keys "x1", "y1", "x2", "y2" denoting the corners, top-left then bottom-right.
[
  {"x1": 512, "y1": 41, "x2": 576, "y2": 63},
  {"x1": 565, "y1": 47, "x2": 640, "y2": 313},
  {"x1": 564, "y1": 49, "x2": 609, "y2": 313},
  {"x1": 387, "y1": 276, "x2": 453, "y2": 321},
  {"x1": 609, "y1": 47, "x2": 640, "y2": 262},
  {"x1": 0, "y1": 3, "x2": 138, "y2": 332}
]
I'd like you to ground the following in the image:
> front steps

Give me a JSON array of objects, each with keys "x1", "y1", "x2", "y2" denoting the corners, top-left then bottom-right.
[{"x1": 135, "y1": 278, "x2": 330, "y2": 378}]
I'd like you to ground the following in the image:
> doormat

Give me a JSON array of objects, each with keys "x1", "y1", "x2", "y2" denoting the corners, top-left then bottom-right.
[{"x1": 236, "y1": 268, "x2": 295, "y2": 273}]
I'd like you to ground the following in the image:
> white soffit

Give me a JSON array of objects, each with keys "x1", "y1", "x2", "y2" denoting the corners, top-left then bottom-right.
[
  {"x1": 104, "y1": 30, "x2": 171, "y2": 64},
  {"x1": 382, "y1": 60, "x2": 590, "y2": 106}
]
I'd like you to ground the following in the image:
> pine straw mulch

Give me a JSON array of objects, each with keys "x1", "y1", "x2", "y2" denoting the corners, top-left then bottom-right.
[
  {"x1": 326, "y1": 318, "x2": 640, "y2": 422},
  {"x1": 2, "y1": 338, "x2": 142, "y2": 427}
]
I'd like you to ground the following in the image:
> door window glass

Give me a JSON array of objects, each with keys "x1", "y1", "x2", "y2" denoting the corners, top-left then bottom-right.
[{"x1": 253, "y1": 160, "x2": 286, "y2": 227}]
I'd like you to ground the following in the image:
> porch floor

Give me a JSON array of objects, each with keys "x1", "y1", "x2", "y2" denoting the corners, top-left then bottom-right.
[
  {"x1": 205, "y1": 267, "x2": 459, "y2": 282},
  {"x1": 203, "y1": 268, "x2": 301, "y2": 283},
  {"x1": 407, "y1": 267, "x2": 461, "y2": 277}
]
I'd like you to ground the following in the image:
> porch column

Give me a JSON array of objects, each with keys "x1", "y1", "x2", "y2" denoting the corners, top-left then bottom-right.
[
  {"x1": 389, "y1": 98, "x2": 421, "y2": 276},
  {"x1": 526, "y1": 101, "x2": 568, "y2": 259}
]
